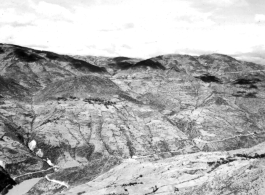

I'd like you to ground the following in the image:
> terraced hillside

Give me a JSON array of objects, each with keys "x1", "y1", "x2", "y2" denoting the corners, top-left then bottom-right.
[{"x1": 0, "y1": 44, "x2": 265, "y2": 195}]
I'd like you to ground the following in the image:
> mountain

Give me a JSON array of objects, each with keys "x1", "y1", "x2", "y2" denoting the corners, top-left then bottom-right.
[{"x1": 0, "y1": 44, "x2": 265, "y2": 195}]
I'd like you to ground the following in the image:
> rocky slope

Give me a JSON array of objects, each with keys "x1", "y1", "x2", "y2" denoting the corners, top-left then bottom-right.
[{"x1": 0, "y1": 44, "x2": 265, "y2": 194}]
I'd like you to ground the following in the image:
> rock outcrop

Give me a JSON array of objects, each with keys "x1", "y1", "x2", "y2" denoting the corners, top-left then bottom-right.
[{"x1": 0, "y1": 165, "x2": 16, "y2": 195}]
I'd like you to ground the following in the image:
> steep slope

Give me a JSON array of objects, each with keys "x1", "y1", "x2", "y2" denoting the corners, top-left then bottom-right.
[
  {"x1": 0, "y1": 44, "x2": 107, "y2": 94},
  {"x1": 1, "y1": 44, "x2": 265, "y2": 194},
  {"x1": 47, "y1": 142, "x2": 265, "y2": 195},
  {"x1": 0, "y1": 76, "x2": 31, "y2": 101},
  {"x1": 0, "y1": 165, "x2": 16, "y2": 194},
  {"x1": 72, "y1": 55, "x2": 142, "y2": 74},
  {"x1": 34, "y1": 75, "x2": 121, "y2": 102}
]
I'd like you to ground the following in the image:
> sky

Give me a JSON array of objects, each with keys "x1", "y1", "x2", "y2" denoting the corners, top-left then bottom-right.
[{"x1": 0, "y1": 0, "x2": 265, "y2": 64}]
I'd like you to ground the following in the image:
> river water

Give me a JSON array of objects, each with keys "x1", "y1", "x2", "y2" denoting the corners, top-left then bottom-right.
[{"x1": 7, "y1": 178, "x2": 42, "y2": 195}]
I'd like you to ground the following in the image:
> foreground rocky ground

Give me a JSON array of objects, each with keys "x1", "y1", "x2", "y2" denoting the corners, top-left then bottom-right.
[
  {"x1": 58, "y1": 143, "x2": 265, "y2": 195},
  {"x1": 0, "y1": 43, "x2": 265, "y2": 194}
]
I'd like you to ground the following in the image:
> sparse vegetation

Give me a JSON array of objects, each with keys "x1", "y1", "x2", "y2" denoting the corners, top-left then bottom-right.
[
  {"x1": 2, "y1": 44, "x2": 265, "y2": 195},
  {"x1": 14, "y1": 48, "x2": 44, "y2": 62},
  {"x1": 195, "y1": 74, "x2": 222, "y2": 83},
  {"x1": 133, "y1": 59, "x2": 166, "y2": 70}
]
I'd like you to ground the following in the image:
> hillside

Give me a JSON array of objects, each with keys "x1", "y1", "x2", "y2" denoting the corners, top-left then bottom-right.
[{"x1": 0, "y1": 44, "x2": 265, "y2": 195}]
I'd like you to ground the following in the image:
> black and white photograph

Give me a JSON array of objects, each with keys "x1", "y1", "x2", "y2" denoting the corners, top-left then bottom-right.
[{"x1": 0, "y1": 0, "x2": 265, "y2": 194}]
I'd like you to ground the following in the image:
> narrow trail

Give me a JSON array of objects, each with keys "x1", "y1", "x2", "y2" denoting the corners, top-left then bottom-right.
[
  {"x1": 13, "y1": 167, "x2": 54, "y2": 180},
  {"x1": 45, "y1": 175, "x2": 69, "y2": 188}
]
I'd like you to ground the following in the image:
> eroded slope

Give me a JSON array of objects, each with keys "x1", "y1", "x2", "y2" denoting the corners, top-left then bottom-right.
[{"x1": 0, "y1": 44, "x2": 265, "y2": 194}]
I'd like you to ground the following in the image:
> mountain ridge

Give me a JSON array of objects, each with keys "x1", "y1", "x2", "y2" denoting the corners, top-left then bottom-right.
[{"x1": 1, "y1": 43, "x2": 265, "y2": 195}]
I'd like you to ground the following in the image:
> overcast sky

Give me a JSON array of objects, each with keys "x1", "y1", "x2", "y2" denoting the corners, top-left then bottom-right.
[{"x1": 0, "y1": 0, "x2": 265, "y2": 63}]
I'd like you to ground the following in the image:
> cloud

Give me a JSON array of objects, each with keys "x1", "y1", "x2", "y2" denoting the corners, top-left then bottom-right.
[
  {"x1": 201, "y1": 0, "x2": 248, "y2": 7},
  {"x1": 0, "y1": 0, "x2": 264, "y2": 61},
  {"x1": 255, "y1": 14, "x2": 265, "y2": 22},
  {"x1": 27, "y1": 44, "x2": 49, "y2": 49},
  {"x1": 0, "y1": 8, "x2": 36, "y2": 25},
  {"x1": 32, "y1": 1, "x2": 73, "y2": 20},
  {"x1": 123, "y1": 23, "x2": 134, "y2": 29},
  {"x1": 235, "y1": 56, "x2": 265, "y2": 65},
  {"x1": 233, "y1": 45, "x2": 265, "y2": 65}
]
